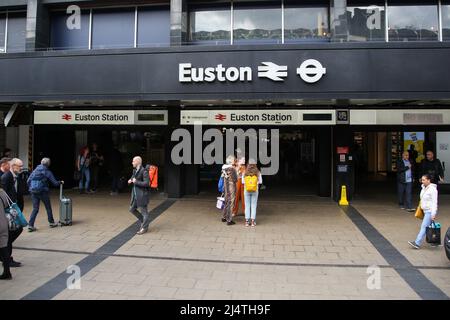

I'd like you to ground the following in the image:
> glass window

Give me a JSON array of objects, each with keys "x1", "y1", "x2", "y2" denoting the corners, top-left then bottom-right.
[
  {"x1": 388, "y1": 1, "x2": 438, "y2": 42},
  {"x1": 50, "y1": 10, "x2": 90, "y2": 50},
  {"x1": 443, "y1": 3, "x2": 450, "y2": 41},
  {"x1": 284, "y1": 0, "x2": 330, "y2": 43},
  {"x1": 138, "y1": 7, "x2": 170, "y2": 47},
  {"x1": 6, "y1": 12, "x2": 26, "y2": 53},
  {"x1": 233, "y1": 2, "x2": 282, "y2": 44},
  {"x1": 347, "y1": 1, "x2": 385, "y2": 41},
  {"x1": 92, "y1": 8, "x2": 135, "y2": 49},
  {"x1": 0, "y1": 13, "x2": 5, "y2": 52},
  {"x1": 189, "y1": 5, "x2": 231, "y2": 44}
]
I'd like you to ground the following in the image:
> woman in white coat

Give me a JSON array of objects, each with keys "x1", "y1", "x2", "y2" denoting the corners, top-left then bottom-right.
[{"x1": 408, "y1": 174, "x2": 438, "y2": 249}]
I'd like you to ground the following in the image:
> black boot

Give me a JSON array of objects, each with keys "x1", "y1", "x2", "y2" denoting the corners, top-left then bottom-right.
[{"x1": 0, "y1": 248, "x2": 12, "y2": 280}]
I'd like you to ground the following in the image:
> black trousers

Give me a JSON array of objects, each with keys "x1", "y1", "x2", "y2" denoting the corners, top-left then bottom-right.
[
  {"x1": 0, "y1": 246, "x2": 10, "y2": 274},
  {"x1": 7, "y1": 227, "x2": 23, "y2": 260}
]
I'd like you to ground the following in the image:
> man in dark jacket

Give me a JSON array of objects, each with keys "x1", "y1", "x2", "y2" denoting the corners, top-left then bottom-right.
[
  {"x1": 397, "y1": 151, "x2": 414, "y2": 212},
  {"x1": 421, "y1": 150, "x2": 444, "y2": 184},
  {"x1": 128, "y1": 156, "x2": 150, "y2": 235},
  {"x1": 27, "y1": 158, "x2": 62, "y2": 232},
  {"x1": 0, "y1": 157, "x2": 11, "y2": 180},
  {"x1": 1, "y1": 158, "x2": 25, "y2": 211}
]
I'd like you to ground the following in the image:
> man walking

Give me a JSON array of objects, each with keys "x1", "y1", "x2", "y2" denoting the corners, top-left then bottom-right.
[
  {"x1": 1, "y1": 158, "x2": 25, "y2": 211},
  {"x1": 27, "y1": 158, "x2": 62, "y2": 232},
  {"x1": 128, "y1": 156, "x2": 150, "y2": 235},
  {"x1": 0, "y1": 158, "x2": 25, "y2": 267},
  {"x1": 397, "y1": 151, "x2": 414, "y2": 212},
  {"x1": 421, "y1": 150, "x2": 444, "y2": 184}
]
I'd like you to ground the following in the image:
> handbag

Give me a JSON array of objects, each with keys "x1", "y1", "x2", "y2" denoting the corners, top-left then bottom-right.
[
  {"x1": 426, "y1": 221, "x2": 441, "y2": 245},
  {"x1": 3, "y1": 193, "x2": 28, "y2": 230},
  {"x1": 415, "y1": 202, "x2": 424, "y2": 220},
  {"x1": 216, "y1": 194, "x2": 225, "y2": 210}
]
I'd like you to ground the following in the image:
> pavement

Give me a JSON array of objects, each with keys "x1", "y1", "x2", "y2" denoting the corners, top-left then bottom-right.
[{"x1": 0, "y1": 187, "x2": 449, "y2": 300}]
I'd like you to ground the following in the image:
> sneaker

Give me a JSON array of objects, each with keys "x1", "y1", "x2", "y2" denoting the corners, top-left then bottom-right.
[
  {"x1": 28, "y1": 226, "x2": 37, "y2": 232},
  {"x1": 399, "y1": 206, "x2": 405, "y2": 210},
  {"x1": 251, "y1": 220, "x2": 256, "y2": 227},
  {"x1": 221, "y1": 218, "x2": 227, "y2": 222},
  {"x1": 10, "y1": 260, "x2": 22, "y2": 268},
  {"x1": 136, "y1": 228, "x2": 147, "y2": 235},
  {"x1": 406, "y1": 208, "x2": 415, "y2": 212},
  {"x1": 227, "y1": 221, "x2": 236, "y2": 226},
  {"x1": 245, "y1": 220, "x2": 250, "y2": 227},
  {"x1": 408, "y1": 241, "x2": 420, "y2": 249},
  {"x1": 49, "y1": 222, "x2": 58, "y2": 228}
]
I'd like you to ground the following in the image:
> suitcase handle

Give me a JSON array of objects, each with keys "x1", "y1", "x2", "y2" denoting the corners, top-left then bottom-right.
[{"x1": 59, "y1": 181, "x2": 64, "y2": 200}]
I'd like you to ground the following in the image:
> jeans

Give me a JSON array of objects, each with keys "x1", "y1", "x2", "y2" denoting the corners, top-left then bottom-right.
[
  {"x1": 415, "y1": 212, "x2": 433, "y2": 246},
  {"x1": 130, "y1": 199, "x2": 150, "y2": 231},
  {"x1": 29, "y1": 192, "x2": 55, "y2": 227},
  {"x1": 111, "y1": 174, "x2": 120, "y2": 192},
  {"x1": 90, "y1": 166, "x2": 100, "y2": 190},
  {"x1": 397, "y1": 182, "x2": 412, "y2": 209},
  {"x1": 244, "y1": 191, "x2": 259, "y2": 221},
  {"x1": 79, "y1": 167, "x2": 90, "y2": 191}
]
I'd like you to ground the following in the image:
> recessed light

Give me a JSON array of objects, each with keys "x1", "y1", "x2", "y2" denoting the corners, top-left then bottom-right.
[
  {"x1": 151, "y1": 104, "x2": 157, "y2": 107},
  {"x1": 296, "y1": 103, "x2": 303, "y2": 106}
]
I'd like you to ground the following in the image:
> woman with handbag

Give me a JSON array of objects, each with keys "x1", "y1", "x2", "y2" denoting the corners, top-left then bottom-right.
[
  {"x1": 408, "y1": 174, "x2": 438, "y2": 249},
  {"x1": 77, "y1": 146, "x2": 91, "y2": 194},
  {"x1": 0, "y1": 188, "x2": 12, "y2": 280}
]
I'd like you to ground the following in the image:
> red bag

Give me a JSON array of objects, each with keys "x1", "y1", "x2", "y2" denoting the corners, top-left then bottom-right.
[{"x1": 148, "y1": 165, "x2": 158, "y2": 189}]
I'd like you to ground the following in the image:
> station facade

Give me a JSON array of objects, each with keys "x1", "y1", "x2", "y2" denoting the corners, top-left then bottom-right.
[{"x1": 1, "y1": 0, "x2": 450, "y2": 199}]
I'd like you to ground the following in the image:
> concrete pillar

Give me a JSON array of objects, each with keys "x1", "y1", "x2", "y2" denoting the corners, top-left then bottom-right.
[
  {"x1": 164, "y1": 107, "x2": 185, "y2": 198},
  {"x1": 317, "y1": 127, "x2": 332, "y2": 197},
  {"x1": 170, "y1": 0, "x2": 188, "y2": 46},
  {"x1": 26, "y1": 0, "x2": 49, "y2": 51}
]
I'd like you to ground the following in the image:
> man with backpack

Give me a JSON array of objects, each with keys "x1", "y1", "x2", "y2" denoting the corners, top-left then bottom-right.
[
  {"x1": 27, "y1": 158, "x2": 62, "y2": 232},
  {"x1": 128, "y1": 156, "x2": 150, "y2": 235}
]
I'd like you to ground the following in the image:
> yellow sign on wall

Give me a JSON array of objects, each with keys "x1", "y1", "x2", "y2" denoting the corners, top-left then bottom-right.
[{"x1": 404, "y1": 132, "x2": 425, "y2": 164}]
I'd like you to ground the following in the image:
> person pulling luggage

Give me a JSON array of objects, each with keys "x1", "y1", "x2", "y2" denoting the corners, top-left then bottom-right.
[{"x1": 27, "y1": 158, "x2": 63, "y2": 232}]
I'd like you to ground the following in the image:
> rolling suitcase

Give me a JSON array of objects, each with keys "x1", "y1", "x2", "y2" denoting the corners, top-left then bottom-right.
[{"x1": 59, "y1": 183, "x2": 72, "y2": 226}]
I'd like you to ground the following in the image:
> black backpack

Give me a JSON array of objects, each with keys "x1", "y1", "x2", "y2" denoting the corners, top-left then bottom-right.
[{"x1": 445, "y1": 227, "x2": 450, "y2": 261}]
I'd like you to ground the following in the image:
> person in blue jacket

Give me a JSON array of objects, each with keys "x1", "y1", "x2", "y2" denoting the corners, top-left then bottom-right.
[{"x1": 27, "y1": 158, "x2": 63, "y2": 232}]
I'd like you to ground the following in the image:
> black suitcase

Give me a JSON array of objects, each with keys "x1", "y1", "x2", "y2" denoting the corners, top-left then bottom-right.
[
  {"x1": 59, "y1": 183, "x2": 72, "y2": 226},
  {"x1": 445, "y1": 227, "x2": 450, "y2": 260}
]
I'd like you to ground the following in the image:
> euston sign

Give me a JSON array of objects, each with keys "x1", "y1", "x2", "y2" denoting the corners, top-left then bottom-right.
[
  {"x1": 179, "y1": 59, "x2": 326, "y2": 84},
  {"x1": 34, "y1": 110, "x2": 168, "y2": 125},
  {"x1": 181, "y1": 110, "x2": 336, "y2": 126}
]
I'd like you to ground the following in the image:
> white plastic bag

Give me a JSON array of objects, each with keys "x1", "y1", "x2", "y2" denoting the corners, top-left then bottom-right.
[{"x1": 216, "y1": 196, "x2": 225, "y2": 210}]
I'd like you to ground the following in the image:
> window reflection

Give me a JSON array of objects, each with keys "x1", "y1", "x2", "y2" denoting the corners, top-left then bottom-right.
[
  {"x1": 284, "y1": 2, "x2": 330, "y2": 42},
  {"x1": 347, "y1": 1, "x2": 385, "y2": 41},
  {"x1": 189, "y1": 7, "x2": 231, "y2": 44},
  {"x1": 50, "y1": 10, "x2": 90, "y2": 50},
  {"x1": 233, "y1": 3, "x2": 282, "y2": 44},
  {"x1": 443, "y1": 4, "x2": 450, "y2": 41},
  {"x1": 92, "y1": 9, "x2": 135, "y2": 49},
  {"x1": 0, "y1": 13, "x2": 5, "y2": 52},
  {"x1": 6, "y1": 12, "x2": 26, "y2": 53},
  {"x1": 388, "y1": 3, "x2": 438, "y2": 41}
]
